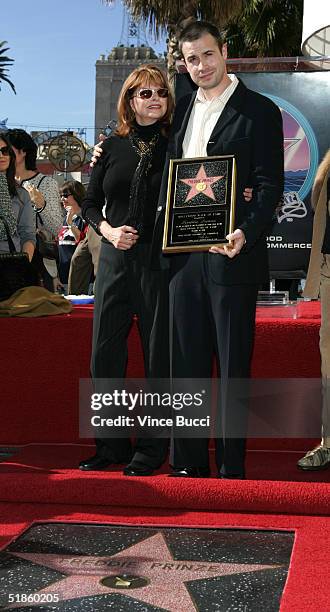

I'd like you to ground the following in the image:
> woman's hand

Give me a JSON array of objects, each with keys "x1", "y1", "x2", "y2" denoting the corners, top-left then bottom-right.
[
  {"x1": 66, "y1": 207, "x2": 74, "y2": 225},
  {"x1": 22, "y1": 240, "x2": 35, "y2": 262},
  {"x1": 66, "y1": 207, "x2": 79, "y2": 226},
  {"x1": 25, "y1": 184, "x2": 45, "y2": 210},
  {"x1": 99, "y1": 221, "x2": 138, "y2": 250}
]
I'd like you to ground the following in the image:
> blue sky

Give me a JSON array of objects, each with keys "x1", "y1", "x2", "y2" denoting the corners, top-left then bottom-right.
[{"x1": 1, "y1": 0, "x2": 166, "y2": 145}]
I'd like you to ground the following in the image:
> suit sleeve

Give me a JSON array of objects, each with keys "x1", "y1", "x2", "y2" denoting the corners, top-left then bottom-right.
[{"x1": 239, "y1": 99, "x2": 284, "y2": 250}]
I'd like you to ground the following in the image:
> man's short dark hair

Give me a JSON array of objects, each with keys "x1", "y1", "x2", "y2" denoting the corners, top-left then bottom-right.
[
  {"x1": 6, "y1": 129, "x2": 38, "y2": 171},
  {"x1": 178, "y1": 20, "x2": 225, "y2": 55}
]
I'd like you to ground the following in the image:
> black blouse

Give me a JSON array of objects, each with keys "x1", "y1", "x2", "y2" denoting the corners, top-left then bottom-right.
[{"x1": 82, "y1": 122, "x2": 168, "y2": 244}]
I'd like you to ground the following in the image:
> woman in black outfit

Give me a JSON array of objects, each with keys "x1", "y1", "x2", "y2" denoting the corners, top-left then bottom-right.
[{"x1": 80, "y1": 65, "x2": 173, "y2": 476}]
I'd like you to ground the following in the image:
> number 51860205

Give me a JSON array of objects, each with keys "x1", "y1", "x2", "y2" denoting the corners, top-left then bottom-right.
[{"x1": 8, "y1": 593, "x2": 60, "y2": 603}]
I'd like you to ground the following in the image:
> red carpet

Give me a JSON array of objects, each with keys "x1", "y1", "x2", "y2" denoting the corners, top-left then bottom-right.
[
  {"x1": 0, "y1": 502, "x2": 329, "y2": 612},
  {"x1": 1, "y1": 444, "x2": 330, "y2": 516},
  {"x1": 0, "y1": 301, "x2": 321, "y2": 445},
  {"x1": 0, "y1": 302, "x2": 327, "y2": 610}
]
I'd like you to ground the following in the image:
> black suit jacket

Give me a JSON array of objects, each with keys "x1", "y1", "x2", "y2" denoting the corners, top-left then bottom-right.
[{"x1": 152, "y1": 79, "x2": 284, "y2": 284}]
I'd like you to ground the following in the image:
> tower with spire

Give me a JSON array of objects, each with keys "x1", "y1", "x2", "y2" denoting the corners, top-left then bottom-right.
[{"x1": 94, "y1": 7, "x2": 165, "y2": 140}]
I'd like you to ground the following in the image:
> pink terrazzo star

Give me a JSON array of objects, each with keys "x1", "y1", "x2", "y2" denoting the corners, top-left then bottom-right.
[
  {"x1": 180, "y1": 164, "x2": 224, "y2": 203},
  {"x1": 8, "y1": 532, "x2": 280, "y2": 611}
]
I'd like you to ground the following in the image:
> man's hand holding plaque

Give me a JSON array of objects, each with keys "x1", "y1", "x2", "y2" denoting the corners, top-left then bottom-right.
[{"x1": 209, "y1": 228, "x2": 246, "y2": 258}]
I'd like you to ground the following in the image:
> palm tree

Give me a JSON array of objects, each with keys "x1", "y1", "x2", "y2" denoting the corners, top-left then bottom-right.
[
  {"x1": 226, "y1": 0, "x2": 303, "y2": 58},
  {"x1": 0, "y1": 41, "x2": 16, "y2": 94},
  {"x1": 119, "y1": 0, "x2": 243, "y2": 32},
  {"x1": 101, "y1": 1, "x2": 303, "y2": 75}
]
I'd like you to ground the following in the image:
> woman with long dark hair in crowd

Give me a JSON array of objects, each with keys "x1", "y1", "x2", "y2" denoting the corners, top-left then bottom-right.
[
  {"x1": 0, "y1": 132, "x2": 35, "y2": 260},
  {"x1": 80, "y1": 64, "x2": 173, "y2": 476},
  {"x1": 6, "y1": 129, "x2": 63, "y2": 290}
]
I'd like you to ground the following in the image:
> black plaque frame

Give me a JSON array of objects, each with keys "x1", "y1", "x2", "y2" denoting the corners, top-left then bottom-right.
[{"x1": 162, "y1": 155, "x2": 236, "y2": 253}]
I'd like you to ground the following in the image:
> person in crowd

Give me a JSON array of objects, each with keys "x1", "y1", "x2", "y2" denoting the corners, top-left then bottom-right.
[
  {"x1": 57, "y1": 180, "x2": 87, "y2": 291},
  {"x1": 152, "y1": 20, "x2": 284, "y2": 479},
  {"x1": 0, "y1": 133, "x2": 35, "y2": 260},
  {"x1": 298, "y1": 149, "x2": 330, "y2": 470},
  {"x1": 79, "y1": 64, "x2": 174, "y2": 476},
  {"x1": 67, "y1": 225, "x2": 101, "y2": 295},
  {"x1": 5, "y1": 129, "x2": 63, "y2": 290}
]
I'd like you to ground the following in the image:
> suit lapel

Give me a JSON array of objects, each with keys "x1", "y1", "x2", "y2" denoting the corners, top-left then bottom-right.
[{"x1": 208, "y1": 79, "x2": 247, "y2": 144}]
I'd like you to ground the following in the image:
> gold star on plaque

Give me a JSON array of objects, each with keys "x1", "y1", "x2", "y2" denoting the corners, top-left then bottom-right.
[{"x1": 180, "y1": 164, "x2": 224, "y2": 203}]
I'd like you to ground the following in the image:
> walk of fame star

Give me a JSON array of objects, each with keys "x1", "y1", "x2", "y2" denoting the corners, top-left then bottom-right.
[
  {"x1": 180, "y1": 164, "x2": 224, "y2": 203},
  {"x1": 8, "y1": 532, "x2": 279, "y2": 611}
]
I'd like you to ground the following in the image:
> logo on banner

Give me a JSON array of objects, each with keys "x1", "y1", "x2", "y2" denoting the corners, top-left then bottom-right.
[{"x1": 264, "y1": 94, "x2": 319, "y2": 224}]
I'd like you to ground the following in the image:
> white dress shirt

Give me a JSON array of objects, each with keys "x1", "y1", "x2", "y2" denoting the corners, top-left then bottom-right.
[{"x1": 182, "y1": 74, "x2": 239, "y2": 159}]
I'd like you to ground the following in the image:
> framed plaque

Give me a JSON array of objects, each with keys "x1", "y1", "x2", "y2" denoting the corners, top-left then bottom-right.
[{"x1": 162, "y1": 155, "x2": 236, "y2": 253}]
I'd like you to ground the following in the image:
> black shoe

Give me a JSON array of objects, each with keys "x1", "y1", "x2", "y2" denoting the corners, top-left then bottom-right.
[
  {"x1": 170, "y1": 467, "x2": 210, "y2": 478},
  {"x1": 79, "y1": 454, "x2": 129, "y2": 471},
  {"x1": 218, "y1": 473, "x2": 245, "y2": 480},
  {"x1": 123, "y1": 461, "x2": 154, "y2": 476}
]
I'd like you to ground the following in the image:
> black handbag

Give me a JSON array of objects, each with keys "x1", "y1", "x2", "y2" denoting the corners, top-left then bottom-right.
[
  {"x1": 0, "y1": 216, "x2": 39, "y2": 301},
  {"x1": 36, "y1": 215, "x2": 59, "y2": 261},
  {"x1": 36, "y1": 227, "x2": 59, "y2": 260}
]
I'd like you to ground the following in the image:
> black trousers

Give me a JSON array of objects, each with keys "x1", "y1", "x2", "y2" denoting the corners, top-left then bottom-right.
[
  {"x1": 169, "y1": 253, "x2": 258, "y2": 477},
  {"x1": 91, "y1": 240, "x2": 169, "y2": 468}
]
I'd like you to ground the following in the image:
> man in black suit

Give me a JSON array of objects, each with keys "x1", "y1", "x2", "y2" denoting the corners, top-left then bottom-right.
[{"x1": 154, "y1": 21, "x2": 284, "y2": 479}]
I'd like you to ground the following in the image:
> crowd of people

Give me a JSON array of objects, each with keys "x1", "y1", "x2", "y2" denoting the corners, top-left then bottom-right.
[
  {"x1": 1, "y1": 19, "x2": 329, "y2": 478},
  {"x1": 0, "y1": 129, "x2": 100, "y2": 295}
]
